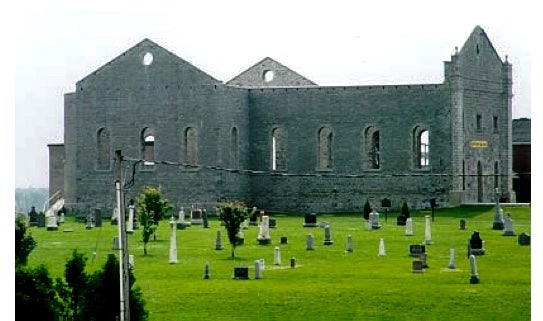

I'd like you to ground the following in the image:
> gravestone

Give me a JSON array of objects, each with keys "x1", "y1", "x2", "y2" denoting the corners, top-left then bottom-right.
[
  {"x1": 111, "y1": 208, "x2": 118, "y2": 225},
  {"x1": 129, "y1": 255, "x2": 135, "y2": 270},
  {"x1": 190, "y1": 207, "x2": 203, "y2": 225},
  {"x1": 257, "y1": 216, "x2": 272, "y2": 245},
  {"x1": 303, "y1": 213, "x2": 318, "y2": 227},
  {"x1": 323, "y1": 224, "x2": 334, "y2": 245},
  {"x1": 215, "y1": 230, "x2": 224, "y2": 250},
  {"x1": 233, "y1": 267, "x2": 249, "y2": 280},
  {"x1": 169, "y1": 217, "x2": 178, "y2": 264},
  {"x1": 345, "y1": 235, "x2": 353, "y2": 252},
  {"x1": 405, "y1": 218, "x2": 414, "y2": 236},
  {"x1": 290, "y1": 257, "x2": 296, "y2": 268},
  {"x1": 46, "y1": 215, "x2": 58, "y2": 231},
  {"x1": 58, "y1": 207, "x2": 65, "y2": 224},
  {"x1": 518, "y1": 232, "x2": 530, "y2": 246},
  {"x1": 502, "y1": 213, "x2": 516, "y2": 236},
  {"x1": 378, "y1": 238, "x2": 386, "y2": 256},
  {"x1": 204, "y1": 262, "x2": 211, "y2": 279},
  {"x1": 306, "y1": 234, "x2": 315, "y2": 250},
  {"x1": 269, "y1": 217, "x2": 277, "y2": 228},
  {"x1": 469, "y1": 255, "x2": 480, "y2": 284},
  {"x1": 459, "y1": 218, "x2": 466, "y2": 230},
  {"x1": 412, "y1": 260, "x2": 423, "y2": 273},
  {"x1": 28, "y1": 206, "x2": 39, "y2": 227},
  {"x1": 85, "y1": 212, "x2": 94, "y2": 229},
  {"x1": 381, "y1": 198, "x2": 391, "y2": 223},
  {"x1": 177, "y1": 207, "x2": 191, "y2": 229},
  {"x1": 492, "y1": 188, "x2": 504, "y2": 230},
  {"x1": 469, "y1": 231, "x2": 485, "y2": 255},
  {"x1": 202, "y1": 209, "x2": 210, "y2": 228},
  {"x1": 259, "y1": 259, "x2": 265, "y2": 271},
  {"x1": 126, "y1": 205, "x2": 135, "y2": 233},
  {"x1": 236, "y1": 231, "x2": 245, "y2": 245},
  {"x1": 424, "y1": 215, "x2": 433, "y2": 245},
  {"x1": 371, "y1": 211, "x2": 382, "y2": 229},
  {"x1": 419, "y1": 252, "x2": 428, "y2": 268},
  {"x1": 280, "y1": 236, "x2": 288, "y2": 244},
  {"x1": 254, "y1": 260, "x2": 262, "y2": 279},
  {"x1": 249, "y1": 209, "x2": 259, "y2": 226},
  {"x1": 448, "y1": 248, "x2": 456, "y2": 269},
  {"x1": 94, "y1": 209, "x2": 102, "y2": 227},
  {"x1": 409, "y1": 244, "x2": 426, "y2": 257},
  {"x1": 240, "y1": 219, "x2": 249, "y2": 230},
  {"x1": 37, "y1": 212, "x2": 46, "y2": 228},
  {"x1": 274, "y1": 247, "x2": 281, "y2": 265},
  {"x1": 397, "y1": 214, "x2": 407, "y2": 226}
]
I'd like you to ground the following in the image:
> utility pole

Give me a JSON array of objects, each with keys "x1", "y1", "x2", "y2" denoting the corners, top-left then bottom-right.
[{"x1": 115, "y1": 150, "x2": 130, "y2": 321}]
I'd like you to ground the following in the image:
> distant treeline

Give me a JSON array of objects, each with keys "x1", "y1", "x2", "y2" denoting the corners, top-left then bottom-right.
[{"x1": 15, "y1": 188, "x2": 48, "y2": 213}]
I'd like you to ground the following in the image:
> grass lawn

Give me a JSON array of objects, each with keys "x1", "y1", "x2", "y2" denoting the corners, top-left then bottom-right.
[{"x1": 26, "y1": 206, "x2": 531, "y2": 321}]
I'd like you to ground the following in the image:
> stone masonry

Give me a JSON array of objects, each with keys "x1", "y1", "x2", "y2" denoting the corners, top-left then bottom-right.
[{"x1": 48, "y1": 26, "x2": 514, "y2": 214}]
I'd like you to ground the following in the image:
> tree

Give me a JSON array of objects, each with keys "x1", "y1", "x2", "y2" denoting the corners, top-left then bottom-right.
[
  {"x1": 15, "y1": 216, "x2": 36, "y2": 267},
  {"x1": 363, "y1": 199, "x2": 372, "y2": 220},
  {"x1": 136, "y1": 186, "x2": 172, "y2": 242},
  {"x1": 218, "y1": 201, "x2": 250, "y2": 259},
  {"x1": 65, "y1": 250, "x2": 88, "y2": 320},
  {"x1": 16, "y1": 265, "x2": 64, "y2": 320},
  {"x1": 80, "y1": 254, "x2": 148, "y2": 321}
]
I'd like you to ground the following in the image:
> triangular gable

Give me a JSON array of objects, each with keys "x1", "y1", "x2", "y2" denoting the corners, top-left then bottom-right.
[
  {"x1": 77, "y1": 38, "x2": 221, "y2": 89},
  {"x1": 226, "y1": 57, "x2": 317, "y2": 87},
  {"x1": 459, "y1": 26, "x2": 503, "y2": 63}
]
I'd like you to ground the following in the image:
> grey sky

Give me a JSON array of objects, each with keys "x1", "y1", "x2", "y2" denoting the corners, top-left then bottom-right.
[{"x1": 12, "y1": 0, "x2": 532, "y2": 189}]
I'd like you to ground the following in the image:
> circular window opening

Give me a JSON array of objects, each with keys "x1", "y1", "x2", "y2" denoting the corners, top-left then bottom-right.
[
  {"x1": 263, "y1": 70, "x2": 275, "y2": 82},
  {"x1": 142, "y1": 52, "x2": 154, "y2": 66}
]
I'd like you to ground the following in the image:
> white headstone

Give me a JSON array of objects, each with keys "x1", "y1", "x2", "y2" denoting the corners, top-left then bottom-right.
[
  {"x1": 257, "y1": 216, "x2": 271, "y2": 244},
  {"x1": 127, "y1": 205, "x2": 135, "y2": 233},
  {"x1": 323, "y1": 224, "x2": 334, "y2": 245},
  {"x1": 346, "y1": 235, "x2": 354, "y2": 252},
  {"x1": 254, "y1": 260, "x2": 262, "y2": 279},
  {"x1": 371, "y1": 211, "x2": 382, "y2": 229},
  {"x1": 274, "y1": 247, "x2": 281, "y2": 265},
  {"x1": 378, "y1": 238, "x2": 386, "y2": 256},
  {"x1": 424, "y1": 215, "x2": 433, "y2": 245},
  {"x1": 306, "y1": 234, "x2": 314, "y2": 250},
  {"x1": 259, "y1": 258, "x2": 266, "y2": 271},
  {"x1": 215, "y1": 230, "x2": 224, "y2": 250},
  {"x1": 178, "y1": 207, "x2": 185, "y2": 223},
  {"x1": 503, "y1": 214, "x2": 516, "y2": 236},
  {"x1": 129, "y1": 254, "x2": 135, "y2": 270},
  {"x1": 469, "y1": 254, "x2": 480, "y2": 284},
  {"x1": 405, "y1": 217, "x2": 414, "y2": 236},
  {"x1": 169, "y1": 217, "x2": 178, "y2": 264},
  {"x1": 448, "y1": 248, "x2": 456, "y2": 269}
]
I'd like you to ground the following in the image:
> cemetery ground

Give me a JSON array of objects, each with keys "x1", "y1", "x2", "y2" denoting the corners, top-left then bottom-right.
[{"x1": 26, "y1": 206, "x2": 530, "y2": 321}]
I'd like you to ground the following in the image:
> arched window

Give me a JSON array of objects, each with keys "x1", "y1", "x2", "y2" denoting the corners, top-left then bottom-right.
[
  {"x1": 318, "y1": 126, "x2": 333, "y2": 169},
  {"x1": 141, "y1": 128, "x2": 155, "y2": 166},
  {"x1": 272, "y1": 127, "x2": 286, "y2": 171},
  {"x1": 364, "y1": 126, "x2": 380, "y2": 169},
  {"x1": 97, "y1": 127, "x2": 110, "y2": 170},
  {"x1": 494, "y1": 161, "x2": 499, "y2": 189},
  {"x1": 231, "y1": 127, "x2": 239, "y2": 169},
  {"x1": 413, "y1": 126, "x2": 429, "y2": 169},
  {"x1": 185, "y1": 127, "x2": 198, "y2": 166}
]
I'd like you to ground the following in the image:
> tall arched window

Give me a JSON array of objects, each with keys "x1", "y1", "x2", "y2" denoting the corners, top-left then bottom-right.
[
  {"x1": 413, "y1": 126, "x2": 429, "y2": 169},
  {"x1": 231, "y1": 127, "x2": 239, "y2": 169},
  {"x1": 494, "y1": 161, "x2": 499, "y2": 189},
  {"x1": 318, "y1": 126, "x2": 333, "y2": 169},
  {"x1": 364, "y1": 126, "x2": 380, "y2": 169},
  {"x1": 272, "y1": 127, "x2": 286, "y2": 171},
  {"x1": 141, "y1": 128, "x2": 155, "y2": 166},
  {"x1": 185, "y1": 127, "x2": 198, "y2": 166},
  {"x1": 97, "y1": 127, "x2": 110, "y2": 170}
]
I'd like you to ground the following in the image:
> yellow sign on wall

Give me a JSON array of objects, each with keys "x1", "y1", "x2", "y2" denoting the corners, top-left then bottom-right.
[{"x1": 470, "y1": 140, "x2": 488, "y2": 148}]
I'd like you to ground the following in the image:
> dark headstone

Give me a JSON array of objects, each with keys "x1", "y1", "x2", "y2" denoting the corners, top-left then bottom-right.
[
  {"x1": 396, "y1": 215, "x2": 407, "y2": 226},
  {"x1": 280, "y1": 236, "x2": 288, "y2": 244},
  {"x1": 191, "y1": 208, "x2": 203, "y2": 225},
  {"x1": 94, "y1": 209, "x2": 102, "y2": 227},
  {"x1": 233, "y1": 267, "x2": 249, "y2": 280},
  {"x1": 459, "y1": 218, "x2": 466, "y2": 230},
  {"x1": 249, "y1": 210, "x2": 259, "y2": 226},
  {"x1": 37, "y1": 212, "x2": 46, "y2": 228},
  {"x1": 409, "y1": 244, "x2": 426, "y2": 257},
  {"x1": 518, "y1": 232, "x2": 530, "y2": 246},
  {"x1": 303, "y1": 213, "x2": 318, "y2": 227},
  {"x1": 28, "y1": 206, "x2": 39, "y2": 225},
  {"x1": 269, "y1": 217, "x2": 277, "y2": 228},
  {"x1": 412, "y1": 260, "x2": 423, "y2": 273},
  {"x1": 469, "y1": 231, "x2": 485, "y2": 255},
  {"x1": 290, "y1": 257, "x2": 296, "y2": 268},
  {"x1": 202, "y1": 209, "x2": 209, "y2": 228},
  {"x1": 381, "y1": 198, "x2": 391, "y2": 208}
]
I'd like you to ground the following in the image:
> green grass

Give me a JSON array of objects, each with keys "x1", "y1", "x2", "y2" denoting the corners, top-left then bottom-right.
[{"x1": 26, "y1": 207, "x2": 531, "y2": 321}]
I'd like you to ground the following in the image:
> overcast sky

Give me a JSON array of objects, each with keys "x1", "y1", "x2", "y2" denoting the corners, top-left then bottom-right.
[{"x1": 10, "y1": 0, "x2": 532, "y2": 189}]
